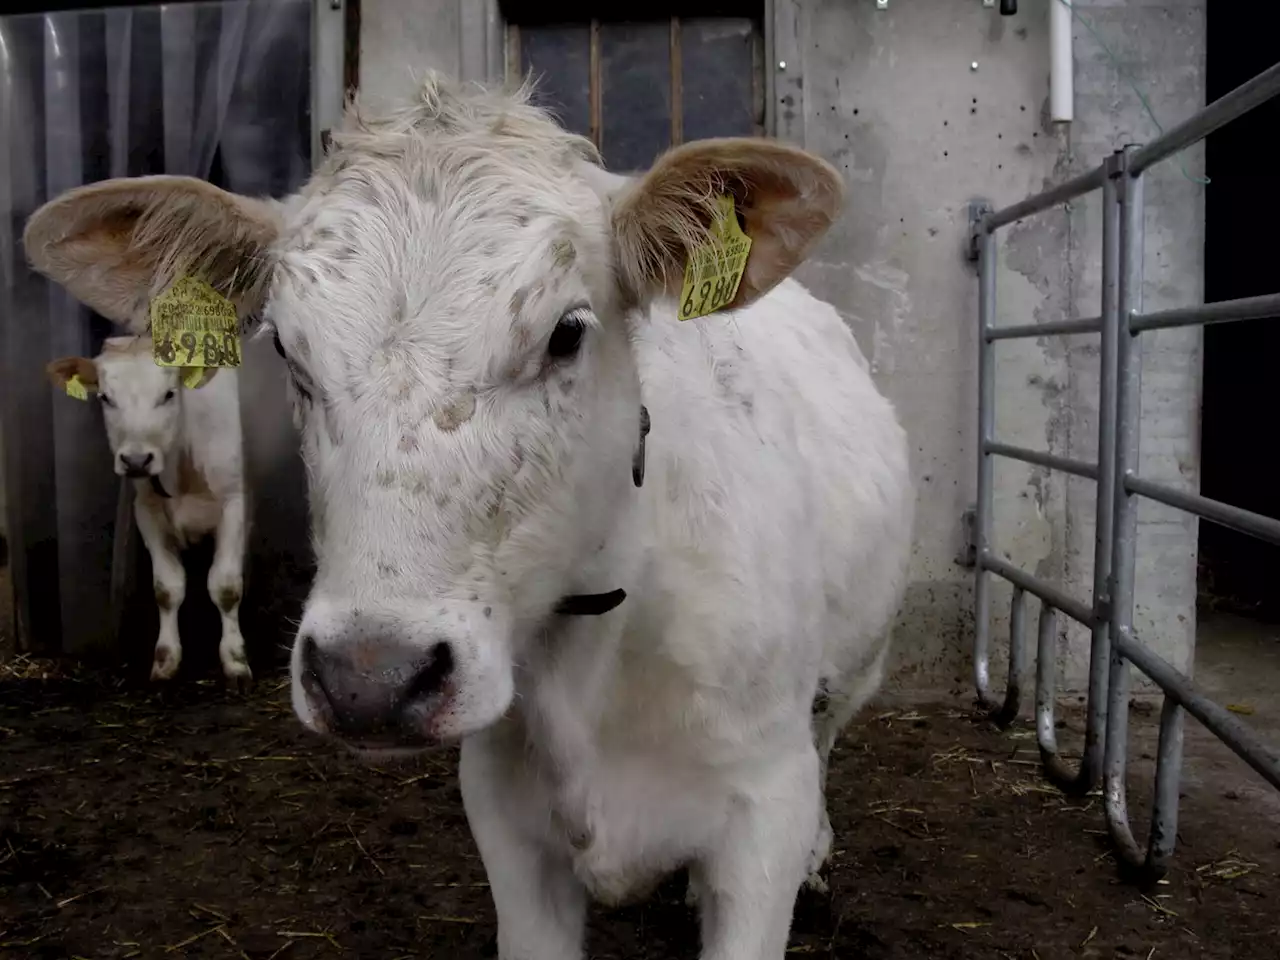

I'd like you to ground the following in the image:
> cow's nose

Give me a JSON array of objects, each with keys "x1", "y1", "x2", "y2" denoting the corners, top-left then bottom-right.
[
  {"x1": 299, "y1": 634, "x2": 454, "y2": 741},
  {"x1": 120, "y1": 452, "x2": 154, "y2": 476}
]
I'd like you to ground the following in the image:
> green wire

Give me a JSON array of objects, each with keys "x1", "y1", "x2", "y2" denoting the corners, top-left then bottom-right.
[{"x1": 1056, "y1": 0, "x2": 1211, "y2": 185}]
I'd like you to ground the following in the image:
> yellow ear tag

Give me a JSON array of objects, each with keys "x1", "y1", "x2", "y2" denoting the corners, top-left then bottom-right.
[
  {"x1": 182, "y1": 366, "x2": 207, "y2": 389},
  {"x1": 65, "y1": 374, "x2": 89, "y2": 401},
  {"x1": 677, "y1": 195, "x2": 753, "y2": 321},
  {"x1": 150, "y1": 275, "x2": 243, "y2": 371}
]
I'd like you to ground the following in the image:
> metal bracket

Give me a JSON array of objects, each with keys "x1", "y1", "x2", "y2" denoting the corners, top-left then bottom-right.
[
  {"x1": 966, "y1": 198, "x2": 993, "y2": 267},
  {"x1": 957, "y1": 504, "x2": 978, "y2": 568}
]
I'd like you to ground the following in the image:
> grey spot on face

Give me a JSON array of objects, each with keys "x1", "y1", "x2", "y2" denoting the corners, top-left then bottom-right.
[
  {"x1": 435, "y1": 492, "x2": 450, "y2": 508},
  {"x1": 399, "y1": 430, "x2": 419, "y2": 452},
  {"x1": 482, "y1": 606, "x2": 492, "y2": 619},
  {"x1": 558, "y1": 377, "x2": 575, "y2": 395},
  {"x1": 515, "y1": 213, "x2": 530, "y2": 227},
  {"x1": 377, "y1": 561, "x2": 397, "y2": 578},
  {"x1": 337, "y1": 244, "x2": 358, "y2": 261},
  {"x1": 552, "y1": 238, "x2": 577, "y2": 268},
  {"x1": 377, "y1": 469, "x2": 395, "y2": 487},
  {"x1": 433, "y1": 390, "x2": 477, "y2": 432}
]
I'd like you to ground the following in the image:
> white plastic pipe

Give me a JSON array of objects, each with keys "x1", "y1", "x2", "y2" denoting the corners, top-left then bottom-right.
[{"x1": 1049, "y1": 0, "x2": 1074, "y2": 123}]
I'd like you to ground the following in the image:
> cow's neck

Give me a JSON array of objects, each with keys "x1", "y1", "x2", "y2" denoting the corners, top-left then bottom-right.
[{"x1": 553, "y1": 404, "x2": 649, "y2": 618}]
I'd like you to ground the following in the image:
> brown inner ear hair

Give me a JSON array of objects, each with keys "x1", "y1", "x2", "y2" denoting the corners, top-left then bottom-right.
[{"x1": 45, "y1": 356, "x2": 98, "y2": 391}]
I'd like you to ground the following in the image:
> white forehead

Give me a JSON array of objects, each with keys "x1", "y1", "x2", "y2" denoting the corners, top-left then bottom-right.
[
  {"x1": 97, "y1": 338, "x2": 172, "y2": 389},
  {"x1": 267, "y1": 80, "x2": 615, "y2": 377}
]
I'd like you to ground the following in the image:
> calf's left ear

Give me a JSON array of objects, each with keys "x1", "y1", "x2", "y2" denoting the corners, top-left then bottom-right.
[
  {"x1": 609, "y1": 138, "x2": 844, "y2": 311},
  {"x1": 46, "y1": 356, "x2": 98, "y2": 394},
  {"x1": 23, "y1": 175, "x2": 281, "y2": 333}
]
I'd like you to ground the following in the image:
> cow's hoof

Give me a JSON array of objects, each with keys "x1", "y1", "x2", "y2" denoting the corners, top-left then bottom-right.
[
  {"x1": 150, "y1": 647, "x2": 180, "y2": 681},
  {"x1": 224, "y1": 664, "x2": 253, "y2": 693},
  {"x1": 803, "y1": 870, "x2": 830, "y2": 895}
]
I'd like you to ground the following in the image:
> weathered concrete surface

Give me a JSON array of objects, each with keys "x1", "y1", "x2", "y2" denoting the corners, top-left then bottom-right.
[
  {"x1": 786, "y1": 0, "x2": 1204, "y2": 693},
  {"x1": 357, "y1": 0, "x2": 1207, "y2": 695}
]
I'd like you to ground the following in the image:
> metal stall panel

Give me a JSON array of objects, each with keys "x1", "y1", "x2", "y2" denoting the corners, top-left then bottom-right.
[
  {"x1": 970, "y1": 60, "x2": 1280, "y2": 884},
  {"x1": 0, "y1": 0, "x2": 314, "y2": 666}
]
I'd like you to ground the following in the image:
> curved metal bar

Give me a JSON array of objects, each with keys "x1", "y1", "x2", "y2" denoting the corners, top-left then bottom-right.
[
  {"x1": 1102, "y1": 649, "x2": 1148, "y2": 875},
  {"x1": 990, "y1": 586, "x2": 1026, "y2": 727},
  {"x1": 1144, "y1": 697, "x2": 1187, "y2": 883},
  {"x1": 1033, "y1": 603, "x2": 1082, "y2": 784}
]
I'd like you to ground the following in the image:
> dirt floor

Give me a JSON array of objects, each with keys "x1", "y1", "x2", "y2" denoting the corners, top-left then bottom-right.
[{"x1": 1, "y1": 661, "x2": 1278, "y2": 960}]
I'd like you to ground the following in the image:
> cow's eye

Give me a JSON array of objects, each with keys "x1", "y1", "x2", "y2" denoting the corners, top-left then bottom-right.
[
  {"x1": 548, "y1": 309, "x2": 588, "y2": 359},
  {"x1": 162, "y1": 390, "x2": 176, "y2": 403},
  {"x1": 100, "y1": 394, "x2": 114, "y2": 408}
]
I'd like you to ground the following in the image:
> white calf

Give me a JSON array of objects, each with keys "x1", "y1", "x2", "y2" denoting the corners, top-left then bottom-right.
[
  {"x1": 23, "y1": 75, "x2": 913, "y2": 959},
  {"x1": 46, "y1": 337, "x2": 252, "y2": 687}
]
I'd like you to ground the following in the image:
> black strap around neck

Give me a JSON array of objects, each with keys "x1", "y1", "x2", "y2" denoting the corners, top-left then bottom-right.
[{"x1": 554, "y1": 406, "x2": 648, "y2": 618}]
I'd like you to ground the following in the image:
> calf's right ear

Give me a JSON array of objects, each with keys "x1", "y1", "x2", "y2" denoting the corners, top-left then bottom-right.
[
  {"x1": 23, "y1": 176, "x2": 281, "y2": 333},
  {"x1": 46, "y1": 356, "x2": 98, "y2": 394}
]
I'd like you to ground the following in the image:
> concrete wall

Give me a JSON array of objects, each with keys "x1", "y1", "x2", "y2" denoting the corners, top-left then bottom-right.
[{"x1": 356, "y1": 0, "x2": 1206, "y2": 694}]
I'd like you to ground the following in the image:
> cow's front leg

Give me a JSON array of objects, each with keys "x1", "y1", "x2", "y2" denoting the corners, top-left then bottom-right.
[
  {"x1": 460, "y1": 734, "x2": 587, "y2": 960},
  {"x1": 209, "y1": 492, "x2": 251, "y2": 689},
  {"x1": 134, "y1": 496, "x2": 184, "y2": 681},
  {"x1": 696, "y1": 743, "x2": 820, "y2": 960}
]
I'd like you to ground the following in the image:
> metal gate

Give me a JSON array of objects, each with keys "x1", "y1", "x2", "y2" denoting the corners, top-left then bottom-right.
[{"x1": 967, "y1": 61, "x2": 1280, "y2": 885}]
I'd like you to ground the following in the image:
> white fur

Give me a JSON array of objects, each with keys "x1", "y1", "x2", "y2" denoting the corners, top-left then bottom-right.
[
  {"x1": 88, "y1": 338, "x2": 251, "y2": 686},
  {"x1": 268, "y1": 90, "x2": 912, "y2": 956}
]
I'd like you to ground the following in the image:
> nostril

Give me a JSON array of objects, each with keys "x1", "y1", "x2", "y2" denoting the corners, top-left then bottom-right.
[
  {"x1": 141, "y1": 452, "x2": 154, "y2": 467},
  {"x1": 299, "y1": 635, "x2": 334, "y2": 709},
  {"x1": 404, "y1": 642, "x2": 454, "y2": 705}
]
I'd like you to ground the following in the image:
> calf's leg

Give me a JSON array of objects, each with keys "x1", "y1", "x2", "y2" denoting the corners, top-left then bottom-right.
[
  {"x1": 696, "y1": 743, "x2": 820, "y2": 960},
  {"x1": 209, "y1": 492, "x2": 252, "y2": 689},
  {"x1": 460, "y1": 734, "x2": 587, "y2": 960},
  {"x1": 806, "y1": 632, "x2": 892, "y2": 891},
  {"x1": 134, "y1": 497, "x2": 185, "y2": 681}
]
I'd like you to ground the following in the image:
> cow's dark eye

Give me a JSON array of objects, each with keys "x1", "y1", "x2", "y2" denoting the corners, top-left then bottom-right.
[
  {"x1": 162, "y1": 389, "x2": 176, "y2": 403},
  {"x1": 548, "y1": 309, "x2": 588, "y2": 359},
  {"x1": 100, "y1": 394, "x2": 114, "y2": 408}
]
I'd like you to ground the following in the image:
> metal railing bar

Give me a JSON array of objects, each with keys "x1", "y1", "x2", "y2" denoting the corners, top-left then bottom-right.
[
  {"x1": 1113, "y1": 628, "x2": 1280, "y2": 791},
  {"x1": 986, "y1": 441, "x2": 1098, "y2": 481},
  {"x1": 990, "y1": 586, "x2": 1027, "y2": 728},
  {"x1": 1126, "y1": 474, "x2": 1280, "y2": 547},
  {"x1": 1103, "y1": 649, "x2": 1147, "y2": 876},
  {"x1": 973, "y1": 205, "x2": 998, "y2": 707},
  {"x1": 1130, "y1": 61, "x2": 1280, "y2": 174},
  {"x1": 987, "y1": 316, "x2": 1102, "y2": 341},
  {"x1": 1131, "y1": 291, "x2": 1280, "y2": 333},
  {"x1": 980, "y1": 552, "x2": 1095, "y2": 628},
  {"x1": 983, "y1": 165, "x2": 1108, "y2": 232},
  {"x1": 1144, "y1": 697, "x2": 1187, "y2": 882},
  {"x1": 1103, "y1": 152, "x2": 1151, "y2": 882},
  {"x1": 1033, "y1": 604, "x2": 1090, "y2": 787},
  {"x1": 1075, "y1": 160, "x2": 1124, "y2": 798}
]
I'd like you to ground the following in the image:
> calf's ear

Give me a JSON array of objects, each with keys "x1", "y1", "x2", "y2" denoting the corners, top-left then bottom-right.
[
  {"x1": 46, "y1": 356, "x2": 98, "y2": 392},
  {"x1": 609, "y1": 138, "x2": 844, "y2": 311},
  {"x1": 23, "y1": 176, "x2": 281, "y2": 333}
]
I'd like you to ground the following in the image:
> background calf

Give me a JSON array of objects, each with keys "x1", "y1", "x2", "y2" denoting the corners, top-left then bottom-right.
[{"x1": 46, "y1": 337, "x2": 251, "y2": 687}]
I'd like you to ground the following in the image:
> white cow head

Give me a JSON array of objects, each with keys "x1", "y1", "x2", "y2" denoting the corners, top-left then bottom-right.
[
  {"x1": 23, "y1": 75, "x2": 842, "y2": 756},
  {"x1": 46, "y1": 336, "x2": 207, "y2": 479}
]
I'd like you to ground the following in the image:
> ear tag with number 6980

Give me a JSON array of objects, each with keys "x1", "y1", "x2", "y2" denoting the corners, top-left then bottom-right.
[
  {"x1": 150, "y1": 275, "x2": 243, "y2": 371},
  {"x1": 677, "y1": 195, "x2": 753, "y2": 322}
]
